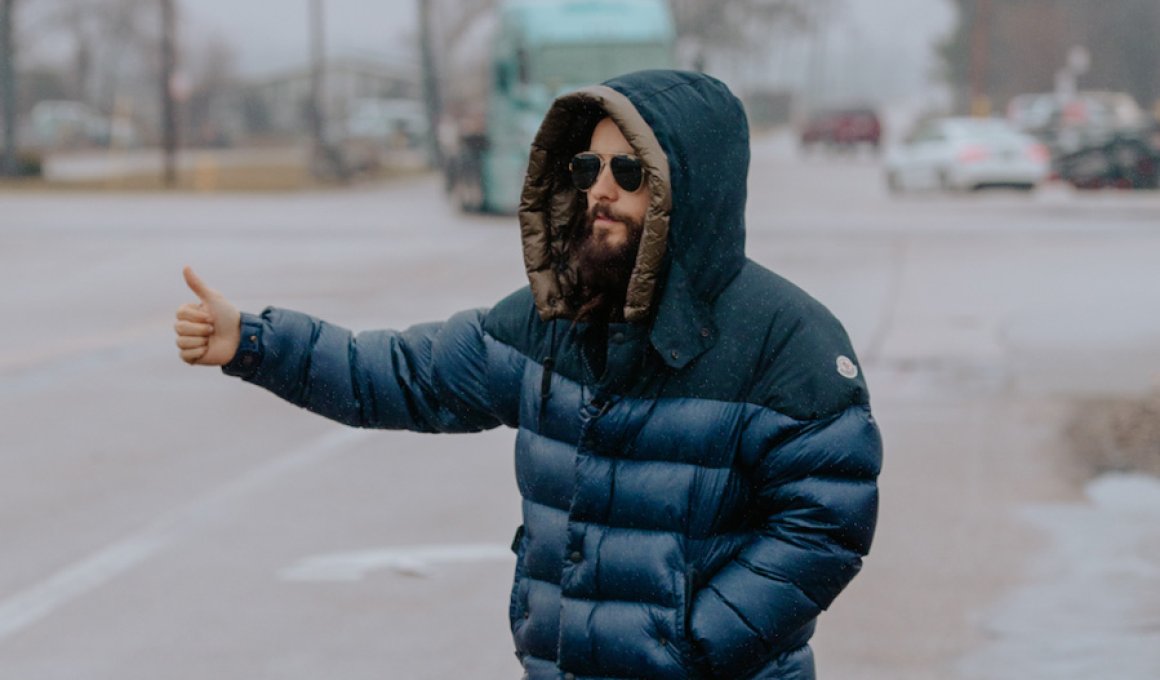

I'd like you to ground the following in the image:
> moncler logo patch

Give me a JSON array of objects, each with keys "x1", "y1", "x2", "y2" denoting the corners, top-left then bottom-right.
[{"x1": 836, "y1": 355, "x2": 859, "y2": 379}]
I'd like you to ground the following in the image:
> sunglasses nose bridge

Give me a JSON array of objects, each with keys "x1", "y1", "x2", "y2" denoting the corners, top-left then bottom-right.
[
  {"x1": 571, "y1": 153, "x2": 642, "y2": 193},
  {"x1": 589, "y1": 159, "x2": 619, "y2": 196}
]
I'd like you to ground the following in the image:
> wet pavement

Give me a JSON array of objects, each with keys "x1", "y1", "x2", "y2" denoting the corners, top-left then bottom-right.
[{"x1": 2, "y1": 134, "x2": 1159, "y2": 678}]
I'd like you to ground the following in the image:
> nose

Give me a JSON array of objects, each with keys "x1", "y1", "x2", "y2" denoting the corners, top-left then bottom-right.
[{"x1": 588, "y1": 162, "x2": 619, "y2": 204}]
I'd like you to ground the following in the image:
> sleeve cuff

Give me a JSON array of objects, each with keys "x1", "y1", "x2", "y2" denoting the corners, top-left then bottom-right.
[{"x1": 221, "y1": 312, "x2": 265, "y2": 378}]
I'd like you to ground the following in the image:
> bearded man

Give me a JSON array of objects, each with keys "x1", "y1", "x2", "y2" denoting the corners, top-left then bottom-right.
[{"x1": 175, "y1": 70, "x2": 882, "y2": 680}]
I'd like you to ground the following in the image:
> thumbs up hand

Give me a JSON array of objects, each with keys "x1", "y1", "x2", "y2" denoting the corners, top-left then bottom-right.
[{"x1": 175, "y1": 266, "x2": 242, "y2": 366}]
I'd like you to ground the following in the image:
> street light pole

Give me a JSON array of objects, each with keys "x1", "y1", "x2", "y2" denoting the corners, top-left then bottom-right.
[
  {"x1": 308, "y1": 0, "x2": 330, "y2": 178},
  {"x1": 160, "y1": 0, "x2": 178, "y2": 187},
  {"x1": 418, "y1": 0, "x2": 443, "y2": 168},
  {"x1": 1, "y1": 0, "x2": 17, "y2": 177},
  {"x1": 969, "y1": 0, "x2": 991, "y2": 117}
]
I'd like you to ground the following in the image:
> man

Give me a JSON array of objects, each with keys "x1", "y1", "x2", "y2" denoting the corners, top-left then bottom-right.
[{"x1": 175, "y1": 70, "x2": 881, "y2": 679}]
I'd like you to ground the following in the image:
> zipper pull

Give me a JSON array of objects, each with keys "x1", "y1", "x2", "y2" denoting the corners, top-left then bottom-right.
[{"x1": 538, "y1": 357, "x2": 555, "y2": 427}]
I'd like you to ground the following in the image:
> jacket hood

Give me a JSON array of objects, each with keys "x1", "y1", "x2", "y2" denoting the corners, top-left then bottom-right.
[{"x1": 518, "y1": 70, "x2": 750, "y2": 368}]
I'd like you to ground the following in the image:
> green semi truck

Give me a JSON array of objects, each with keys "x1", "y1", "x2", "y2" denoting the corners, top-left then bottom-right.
[{"x1": 441, "y1": 0, "x2": 676, "y2": 214}]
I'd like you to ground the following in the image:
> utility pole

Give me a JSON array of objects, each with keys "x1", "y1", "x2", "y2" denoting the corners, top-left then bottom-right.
[
  {"x1": 806, "y1": 5, "x2": 829, "y2": 111},
  {"x1": 417, "y1": 0, "x2": 443, "y2": 168},
  {"x1": 968, "y1": 0, "x2": 991, "y2": 117},
  {"x1": 160, "y1": 0, "x2": 178, "y2": 186},
  {"x1": 308, "y1": 0, "x2": 326, "y2": 177},
  {"x1": 1, "y1": 0, "x2": 17, "y2": 177},
  {"x1": 307, "y1": 0, "x2": 346, "y2": 180}
]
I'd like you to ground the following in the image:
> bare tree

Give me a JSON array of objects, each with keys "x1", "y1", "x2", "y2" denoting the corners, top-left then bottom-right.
[
  {"x1": 29, "y1": 0, "x2": 160, "y2": 112},
  {"x1": 669, "y1": 0, "x2": 835, "y2": 67},
  {"x1": 417, "y1": 0, "x2": 496, "y2": 166},
  {"x1": 940, "y1": 0, "x2": 1160, "y2": 113},
  {"x1": 306, "y1": 0, "x2": 349, "y2": 180},
  {"x1": 160, "y1": 0, "x2": 177, "y2": 185},
  {"x1": 40, "y1": 0, "x2": 104, "y2": 101},
  {"x1": 1, "y1": 0, "x2": 16, "y2": 176},
  {"x1": 433, "y1": 0, "x2": 495, "y2": 49},
  {"x1": 418, "y1": 0, "x2": 441, "y2": 166},
  {"x1": 183, "y1": 32, "x2": 236, "y2": 146}
]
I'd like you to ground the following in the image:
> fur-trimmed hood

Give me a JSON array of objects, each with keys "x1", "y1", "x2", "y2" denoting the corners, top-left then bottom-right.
[{"x1": 518, "y1": 70, "x2": 751, "y2": 369}]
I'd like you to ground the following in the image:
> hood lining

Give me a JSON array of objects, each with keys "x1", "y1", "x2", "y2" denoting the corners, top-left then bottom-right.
[{"x1": 518, "y1": 85, "x2": 672, "y2": 324}]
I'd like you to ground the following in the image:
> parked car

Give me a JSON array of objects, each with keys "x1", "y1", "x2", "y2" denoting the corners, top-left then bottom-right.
[
  {"x1": 343, "y1": 98, "x2": 428, "y2": 149},
  {"x1": 884, "y1": 117, "x2": 1051, "y2": 193},
  {"x1": 337, "y1": 98, "x2": 430, "y2": 174},
  {"x1": 1006, "y1": 92, "x2": 1058, "y2": 134},
  {"x1": 799, "y1": 107, "x2": 882, "y2": 151},
  {"x1": 1007, "y1": 90, "x2": 1149, "y2": 156},
  {"x1": 1053, "y1": 124, "x2": 1160, "y2": 190}
]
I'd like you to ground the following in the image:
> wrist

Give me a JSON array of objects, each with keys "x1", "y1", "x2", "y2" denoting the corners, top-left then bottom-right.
[{"x1": 222, "y1": 312, "x2": 264, "y2": 377}]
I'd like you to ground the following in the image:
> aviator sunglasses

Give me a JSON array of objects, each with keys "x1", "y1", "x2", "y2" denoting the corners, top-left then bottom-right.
[{"x1": 569, "y1": 152, "x2": 645, "y2": 193}]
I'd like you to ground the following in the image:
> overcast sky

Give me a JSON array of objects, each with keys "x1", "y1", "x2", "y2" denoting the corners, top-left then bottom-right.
[{"x1": 187, "y1": 0, "x2": 420, "y2": 75}]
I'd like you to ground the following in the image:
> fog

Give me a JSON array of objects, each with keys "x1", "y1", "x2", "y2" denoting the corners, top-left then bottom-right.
[
  {"x1": 187, "y1": 0, "x2": 418, "y2": 75},
  {"x1": 5, "y1": 1, "x2": 1160, "y2": 678},
  {"x1": 185, "y1": 0, "x2": 954, "y2": 99}
]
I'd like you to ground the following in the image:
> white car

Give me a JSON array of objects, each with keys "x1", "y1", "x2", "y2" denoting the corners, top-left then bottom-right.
[{"x1": 885, "y1": 117, "x2": 1051, "y2": 192}]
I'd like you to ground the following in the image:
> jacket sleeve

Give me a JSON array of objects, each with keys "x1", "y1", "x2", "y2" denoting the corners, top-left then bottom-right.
[
  {"x1": 689, "y1": 404, "x2": 882, "y2": 678},
  {"x1": 222, "y1": 306, "x2": 518, "y2": 432}
]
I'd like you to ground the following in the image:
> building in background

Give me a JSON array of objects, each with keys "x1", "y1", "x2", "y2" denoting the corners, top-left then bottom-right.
[
  {"x1": 232, "y1": 56, "x2": 419, "y2": 143},
  {"x1": 941, "y1": 0, "x2": 1160, "y2": 117}
]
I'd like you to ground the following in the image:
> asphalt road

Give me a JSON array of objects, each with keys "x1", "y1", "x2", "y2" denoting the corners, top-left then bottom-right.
[{"x1": 2, "y1": 136, "x2": 1159, "y2": 679}]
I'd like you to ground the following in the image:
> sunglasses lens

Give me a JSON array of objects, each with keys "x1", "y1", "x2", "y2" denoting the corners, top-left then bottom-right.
[
  {"x1": 570, "y1": 154, "x2": 601, "y2": 191},
  {"x1": 610, "y1": 156, "x2": 644, "y2": 192}
]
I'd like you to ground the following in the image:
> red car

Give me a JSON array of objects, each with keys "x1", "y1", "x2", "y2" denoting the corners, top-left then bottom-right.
[{"x1": 799, "y1": 107, "x2": 882, "y2": 151}]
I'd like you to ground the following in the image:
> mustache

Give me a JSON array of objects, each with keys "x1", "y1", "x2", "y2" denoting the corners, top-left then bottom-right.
[{"x1": 586, "y1": 203, "x2": 633, "y2": 226}]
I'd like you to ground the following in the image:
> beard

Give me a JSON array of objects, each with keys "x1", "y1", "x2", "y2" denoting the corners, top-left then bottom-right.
[{"x1": 569, "y1": 202, "x2": 644, "y2": 322}]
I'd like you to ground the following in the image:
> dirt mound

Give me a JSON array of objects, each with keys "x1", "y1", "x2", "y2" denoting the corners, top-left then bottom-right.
[{"x1": 1067, "y1": 391, "x2": 1160, "y2": 478}]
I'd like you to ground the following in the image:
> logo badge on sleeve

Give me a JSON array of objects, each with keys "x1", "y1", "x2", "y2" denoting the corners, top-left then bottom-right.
[{"x1": 836, "y1": 355, "x2": 859, "y2": 379}]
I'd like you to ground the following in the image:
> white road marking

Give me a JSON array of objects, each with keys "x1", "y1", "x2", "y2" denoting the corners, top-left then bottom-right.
[
  {"x1": 0, "y1": 427, "x2": 371, "y2": 644},
  {"x1": 281, "y1": 544, "x2": 514, "y2": 581}
]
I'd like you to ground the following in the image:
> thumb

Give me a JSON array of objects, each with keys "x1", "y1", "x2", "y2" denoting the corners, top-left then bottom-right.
[{"x1": 183, "y1": 265, "x2": 216, "y2": 301}]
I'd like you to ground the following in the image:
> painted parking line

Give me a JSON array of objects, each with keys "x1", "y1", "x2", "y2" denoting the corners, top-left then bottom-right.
[
  {"x1": 0, "y1": 427, "x2": 371, "y2": 644},
  {"x1": 280, "y1": 544, "x2": 513, "y2": 582}
]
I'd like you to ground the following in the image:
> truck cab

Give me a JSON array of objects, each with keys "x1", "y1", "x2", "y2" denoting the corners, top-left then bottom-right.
[{"x1": 446, "y1": 0, "x2": 676, "y2": 213}]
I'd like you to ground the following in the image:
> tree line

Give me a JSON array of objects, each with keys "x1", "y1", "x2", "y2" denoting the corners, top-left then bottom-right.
[
  {"x1": 1, "y1": 0, "x2": 835, "y2": 178},
  {"x1": 941, "y1": 0, "x2": 1160, "y2": 113}
]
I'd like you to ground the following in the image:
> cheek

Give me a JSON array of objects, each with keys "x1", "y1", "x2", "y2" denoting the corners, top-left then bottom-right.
[{"x1": 627, "y1": 192, "x2": 650, "y2": 223}]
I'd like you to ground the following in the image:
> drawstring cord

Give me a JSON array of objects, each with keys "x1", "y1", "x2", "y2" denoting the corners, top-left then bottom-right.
[{"x1": 538, "y1": 320, "x2": 559, "y2": 428}]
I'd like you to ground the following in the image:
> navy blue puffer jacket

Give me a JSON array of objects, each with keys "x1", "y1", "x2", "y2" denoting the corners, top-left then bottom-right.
[{"x1": 224, "y1": 71, "x2": 881, "y2": 679}]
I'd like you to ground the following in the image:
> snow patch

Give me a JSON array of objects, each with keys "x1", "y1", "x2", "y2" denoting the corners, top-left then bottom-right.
[{"x1": 958, "y1": 473, "x2": 1160, "y2": 679}]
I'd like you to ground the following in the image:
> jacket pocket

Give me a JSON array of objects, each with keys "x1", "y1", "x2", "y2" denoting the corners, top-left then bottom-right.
[
  {"x1": 510, "y1": 524, "x2": 526, "y2": 554},
  {"x1": 682, "y1": 566, "x2": 712, "y2": 678},
  {"x1": 508, "y1": 525, "x2": 528, "y2": 631}
]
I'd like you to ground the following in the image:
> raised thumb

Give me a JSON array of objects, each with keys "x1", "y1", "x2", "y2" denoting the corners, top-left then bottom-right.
[{"x1": 183, "y1": 266, "x2": 215, "y2": 301}]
